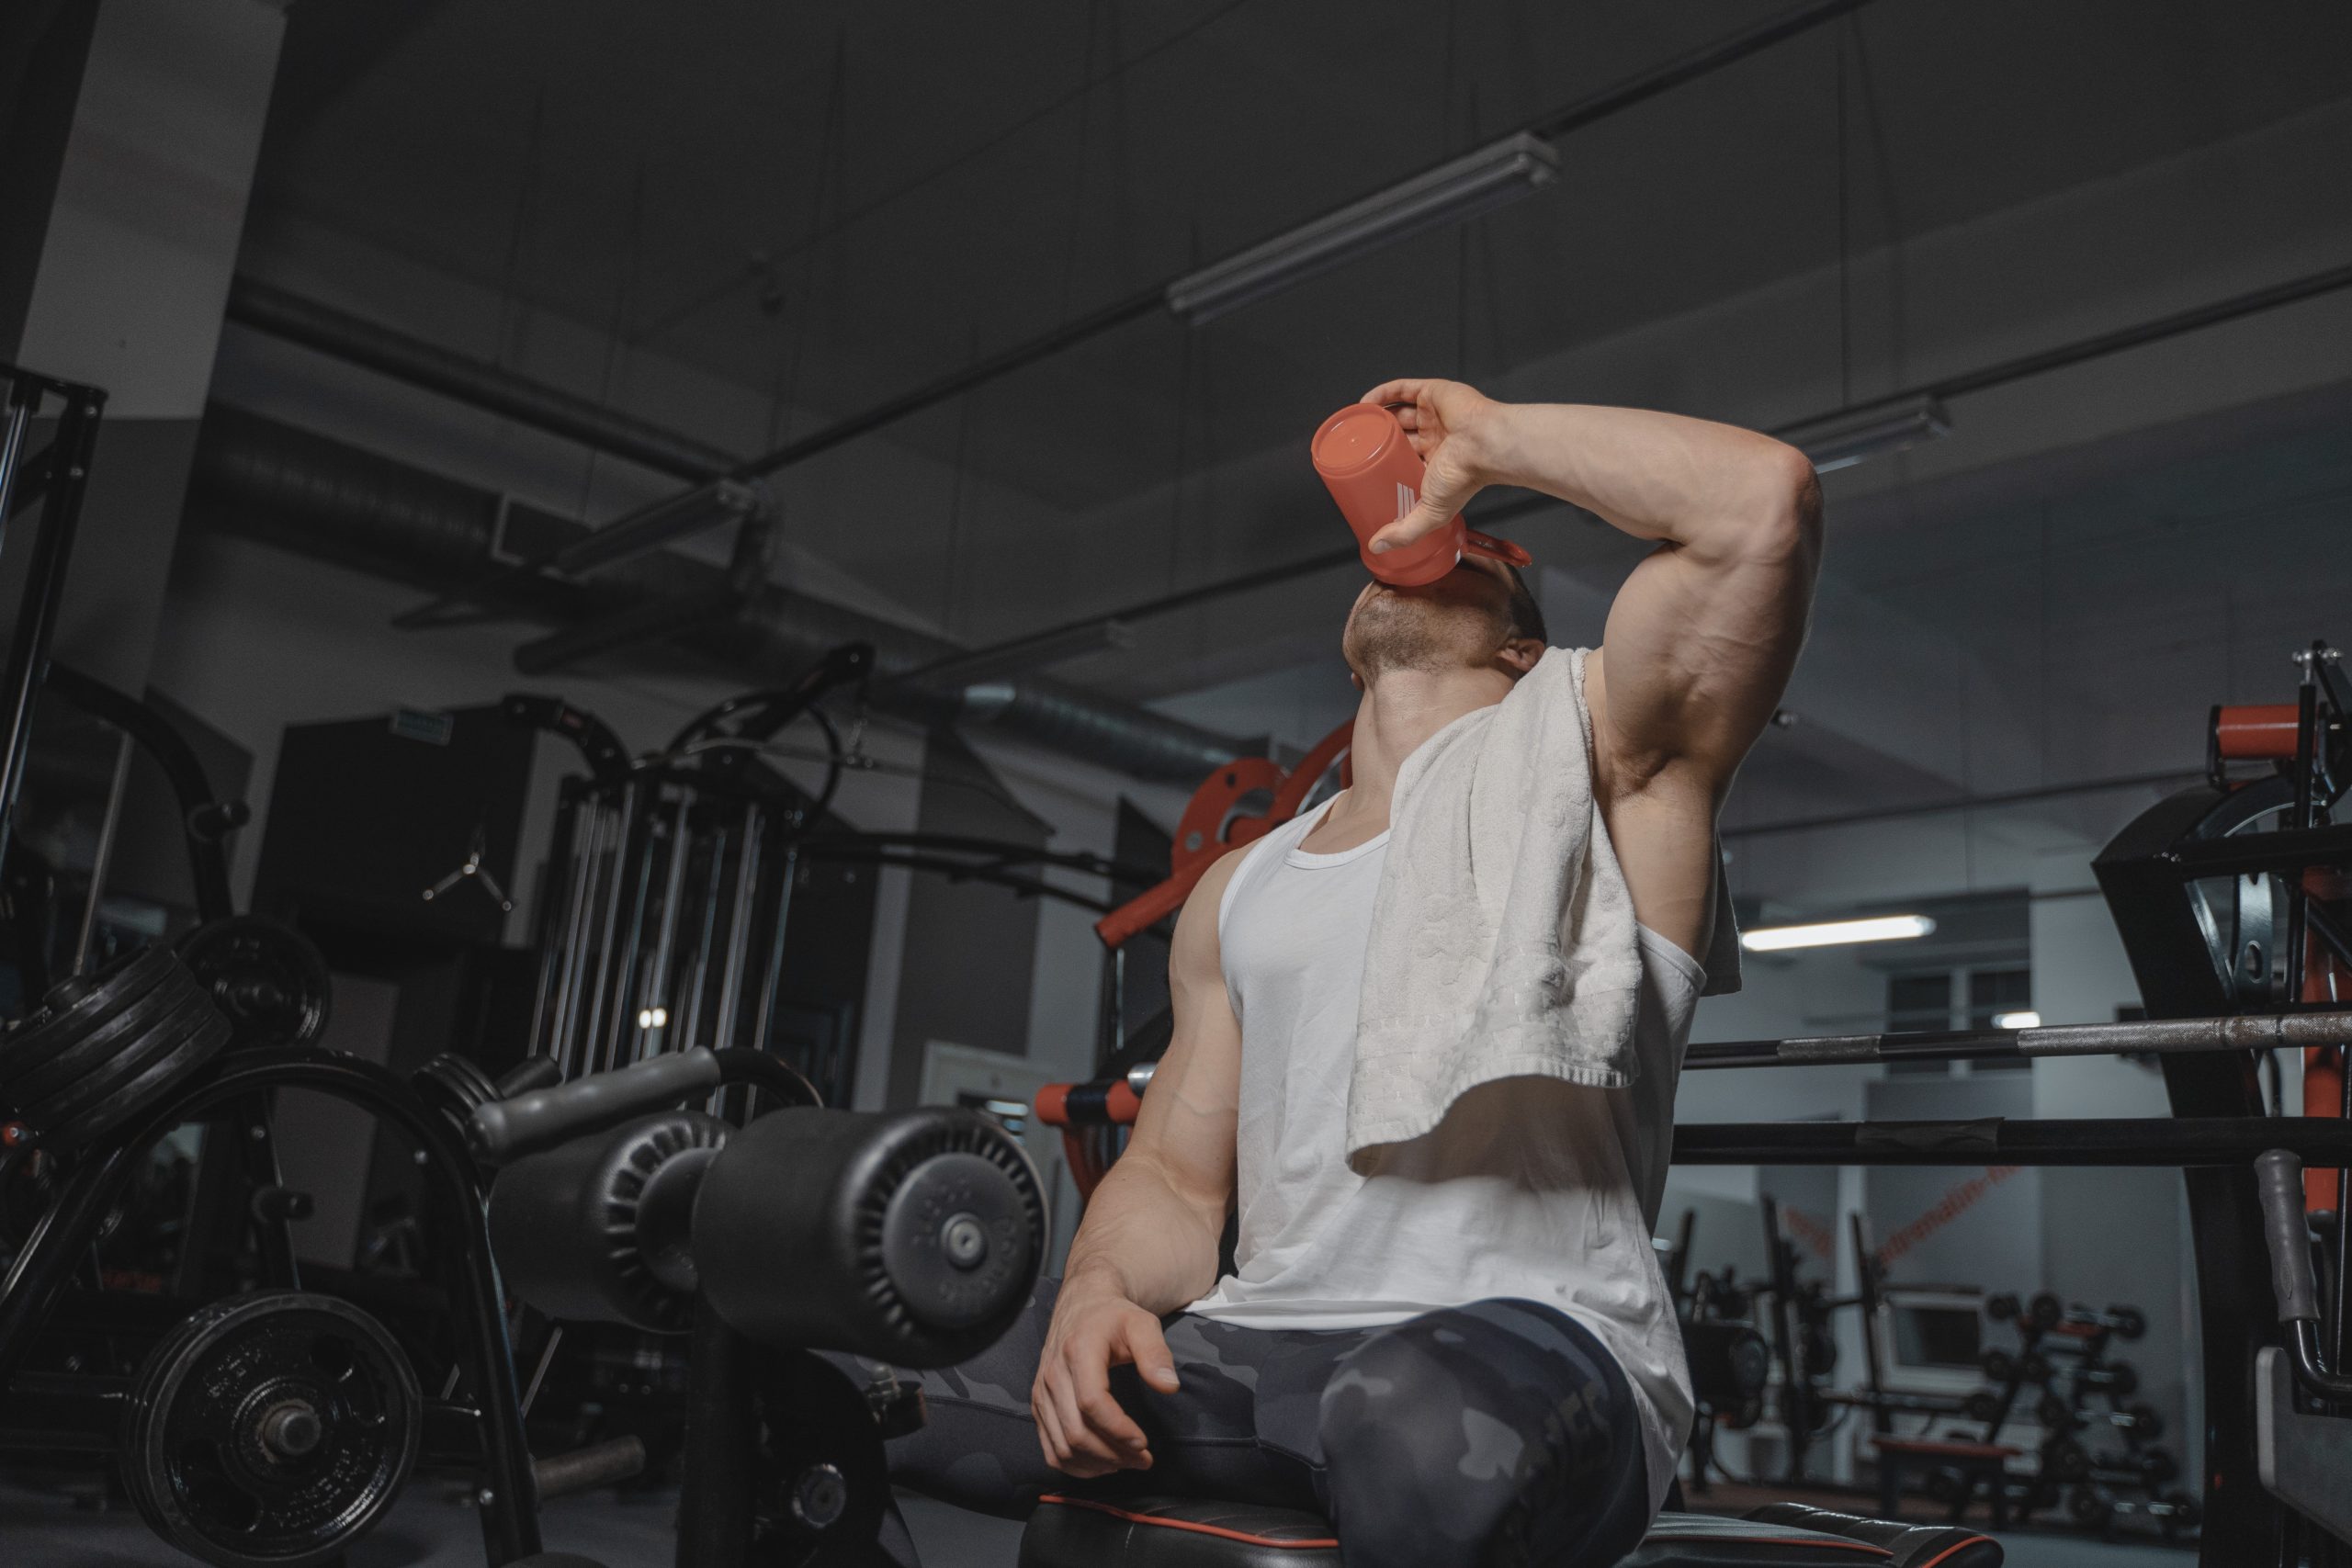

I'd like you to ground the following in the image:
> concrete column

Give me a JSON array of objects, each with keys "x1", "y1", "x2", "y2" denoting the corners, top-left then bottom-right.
[{"x1": 1, "y1": 0, "x2": 282, "y2": 692}]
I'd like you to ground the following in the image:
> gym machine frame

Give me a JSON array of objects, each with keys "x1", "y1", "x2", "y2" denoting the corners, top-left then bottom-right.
[
  {"x1": 0, "y1": 1047, "x2": 549, "y2": 1562},
  {"x1": 513, "y1": 649, "x2": 1159, "y2": 1103},
  {"x1": 0, "y1": 361, "x2": 105, "y2": 897}
]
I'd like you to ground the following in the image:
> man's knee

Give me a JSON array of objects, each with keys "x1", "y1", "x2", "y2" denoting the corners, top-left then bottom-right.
[
  {"x1": 1314, "y1": 1308, "x2": 1643, "y2": 1566},
  {"x1": 1318, "y1": 1325, "x2": 1535, "y2": 1498}
]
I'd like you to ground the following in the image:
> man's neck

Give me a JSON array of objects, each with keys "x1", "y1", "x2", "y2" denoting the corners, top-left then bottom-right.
[{"x1": 1327, "y1": 665, "x2": 1516, "y2": 834}]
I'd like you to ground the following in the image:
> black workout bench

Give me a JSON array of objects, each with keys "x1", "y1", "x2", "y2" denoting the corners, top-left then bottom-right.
[{"x1": 1019, "y1": 1495, "x2": 1999, "y2": 1568}]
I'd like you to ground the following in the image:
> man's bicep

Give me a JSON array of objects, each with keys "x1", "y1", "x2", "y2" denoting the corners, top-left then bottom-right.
[
  {"x1": 1124, "y1": 852, "x2": 1244, "y2": 1218},
  {"x1": 1597, "y1": 474, "x2": 1819, "y2": 790}
]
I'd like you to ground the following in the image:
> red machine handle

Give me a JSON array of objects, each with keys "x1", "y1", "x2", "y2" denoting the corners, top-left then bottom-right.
[{"x1": 2216, "y1": 704, "x2": 2301, "y2": 761}]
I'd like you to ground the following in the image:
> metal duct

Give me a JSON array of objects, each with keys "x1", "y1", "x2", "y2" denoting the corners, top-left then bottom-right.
[
  {"x1": 185, "y1": 404, "x2": 1247, "y2": 785},
  {"x1": 224, "y1": 277, "x2": 740, "y2": 482}
]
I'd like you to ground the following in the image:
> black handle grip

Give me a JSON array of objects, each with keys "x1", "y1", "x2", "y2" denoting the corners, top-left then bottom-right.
[
  {"x1": 469, "y1": 1049, "x2": 720, "y2": 1166},
  {"x1": 2256, "y1": 1148, "x2": 2320, "y2": 1324},
  {"x1": 495, "y1": 1055, "x2": 563, "y2": 1100}
]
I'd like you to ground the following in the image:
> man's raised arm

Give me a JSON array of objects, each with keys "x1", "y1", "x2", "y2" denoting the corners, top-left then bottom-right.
[
  {"x1": 1361, "y1": 378, "x2": 1821, "y2": 947},
  {"x1": 1363, "y1": 378, "x2": 1820, "y2": 795}
]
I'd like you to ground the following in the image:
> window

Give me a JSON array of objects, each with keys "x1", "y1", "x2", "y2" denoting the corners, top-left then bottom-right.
[
  {"x1": 1968, "y1": 967, "x2": 2032, "y2": 1031},
  {"x1": 1887, "y1": 965, "x2": 2034, "y2": 1072}
]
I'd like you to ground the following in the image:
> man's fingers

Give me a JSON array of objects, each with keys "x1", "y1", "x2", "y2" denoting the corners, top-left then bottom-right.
[
  {"x1": 1072, "y1": 1334, "x2": 1154, "y2": 1464},
  {"x1": 1080, "y1": 1387, "x2": 1152, "y2": 1461},
  {"x1": 1053, "y1": 1359, "x2": 1131, "y2": 1471},
  {"x1": 1120, "y1": 1318, "x2": 1183, "y2": 1394},
  {"x1": 1032, "y1": 1388, "x2": 1073, "y2": 1470},
  {"x1": 1360, "y1": 377, "x2": 1430, "y2": 408},
  {"x1": 1367, "y1": 504, "x2": 1453, "y2": 555}
]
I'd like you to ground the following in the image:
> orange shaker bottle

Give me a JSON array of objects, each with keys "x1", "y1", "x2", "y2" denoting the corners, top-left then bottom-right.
[{"x1": 1311, "y1": 403, "x2": 1531, "y2": 587}]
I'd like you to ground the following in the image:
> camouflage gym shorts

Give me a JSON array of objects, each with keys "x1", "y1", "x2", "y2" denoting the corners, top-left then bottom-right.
[{"x1": 841, "y1": 1277, "x2": 1653, "y2": 1568}]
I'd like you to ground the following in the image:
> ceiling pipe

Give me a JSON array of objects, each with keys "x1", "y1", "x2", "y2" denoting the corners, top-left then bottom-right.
[
  {"x1": 184, "y1": 403, "x2": 1249, "y2": 785},
  {"x1": 224, "y1": 276, "x2": 741, "y2": 482}
]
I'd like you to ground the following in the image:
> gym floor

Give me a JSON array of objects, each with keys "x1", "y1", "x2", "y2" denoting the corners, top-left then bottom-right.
[{"x1": 0, "y1": 1479, "x2": 2199, "y2": 1568}]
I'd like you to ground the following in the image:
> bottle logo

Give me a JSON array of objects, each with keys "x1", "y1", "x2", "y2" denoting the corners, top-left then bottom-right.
[{"x1": 1395, "y1": 480, "x2": 1417, "y2": 524}]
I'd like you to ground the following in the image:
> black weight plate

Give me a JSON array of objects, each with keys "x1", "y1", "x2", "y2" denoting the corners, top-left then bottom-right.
[
  {"x1": 23, "y1": 987, "x2": 216, "y2": 1128},
  {"x1": 123, "y1": 1292, "x2": 420, "y2": 1568},
  {"x1": 6, "y1": 965, "x2": 207, "y2": 1108},
  {"x1": 38, "y1": 1010, "x2": 229, "y2": 1152},
  {"x1": 178, "y1": 917, "x2": 332, "y2": 1049},
  {"x1": 413, "y1": 1055, "x2": 499, "y2": 1132},
  {"x1": 0, "y1": 946, "x2": 178, "y2": 1086},
  {"x1": 0, "y1": 946, "x2": 176, "y2": 1076}
]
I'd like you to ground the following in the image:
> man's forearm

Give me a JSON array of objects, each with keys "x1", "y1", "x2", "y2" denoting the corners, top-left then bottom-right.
[
  {"x1": 1476, "y1": 402, "x2": 1812, "y2": 555},
  {"x1": 1059, "y1": 1152, "x2": 1224, "y2": 1312}
]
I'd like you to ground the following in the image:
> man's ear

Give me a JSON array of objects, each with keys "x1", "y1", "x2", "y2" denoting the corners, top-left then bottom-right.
[
  {"x1": 1494, "y1": 637, "x2": 1544, "y2": 677},
  {"x1": 1349, "y1": 668, "x2": 1365, "y2": 692}
]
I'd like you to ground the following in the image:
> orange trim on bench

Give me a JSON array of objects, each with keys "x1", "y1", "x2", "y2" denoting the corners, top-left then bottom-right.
[
  {"x1": 1035, "y1": 1496, "x2": 1905, "y2": 1560},
  {"x1": 1913, "y1": 1539, "x2": 1996, "y2": 1568},
  {"x1": 1035, "y1": 1495, "x2": 1340, "y2": 1550}
]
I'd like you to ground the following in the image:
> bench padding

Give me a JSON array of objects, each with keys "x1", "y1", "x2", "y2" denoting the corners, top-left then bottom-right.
[{"x1": 1019, "y1": 1494, "x2": 2002, "y2": 1568}]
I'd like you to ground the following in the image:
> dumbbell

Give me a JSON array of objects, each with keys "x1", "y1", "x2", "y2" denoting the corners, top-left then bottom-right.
[
  {"x1": 2053, "y1": 1303, "x2": 2145, "y2": 1340},
  {"x1": 2079, "y1": 1487, "x2": 2200, "y2": 1535},
  {"x1": 1963, "y1": 1389, "x2": 2005, "y2": 1425},
  {"x1": 2036, "y1": 1392, "x2": 2078, "y2": 1430},
  {"x1": 2076, "y1": 1360, "x2": 2139, "y2": 1397},
  {"x1": 1986, "y1": 1292, "x2": 2021, "y2": 1322},
  {"x1": 2104, "y1": 1305, "x2": 2147, "y2": 1340},
  {"x1": 2093, "y1": 1448, "x2": 2177, "y2": 1488},
  {"x1": 2026, "y1": 1292, "x2": 2064, "y2": 1331},
  {"x1": 2042, "y1": 1437, "x2": 2092, "y2": 1482},
  {"x1": 1982, "y1": 1347, "x2": 2053, "y2": 1384},
  {"x1": 1684, "y1": 1320, "x2": 1771, "y2": 1414}
]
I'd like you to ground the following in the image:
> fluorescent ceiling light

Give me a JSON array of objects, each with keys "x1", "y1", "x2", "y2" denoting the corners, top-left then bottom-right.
[
  {"x1": 1166, "y1": 132, "x2": 1559, "y2": 324},
  {"x1": 1993, "y1": 1010, "x2": 2041, "y2": 1031},
  {"x1": 1740, "y1": 914, "x2": 1938, "y2": 953},
  {"x1": 1781, "y1": 396, "x2": 1951, "y2": 474}
]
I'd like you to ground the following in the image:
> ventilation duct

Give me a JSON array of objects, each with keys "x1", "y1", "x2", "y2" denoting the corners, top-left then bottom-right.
[{"x1": 185, "y1": 404, "x2": 1248, "y2": 785}]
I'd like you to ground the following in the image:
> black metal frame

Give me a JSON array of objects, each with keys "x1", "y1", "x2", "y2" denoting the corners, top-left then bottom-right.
[
  {"x1": 0, "y1": 1050, "x2": 543, "y2": 1563},
  {"x1": 2090, "y1": 780, "x2": 2347, "y2": 1568},
  {"x1": 38, "y1": 661, "x2": 245, "y2": 926},
  {"x1": 0, "y1": 363, "x2": 106, "y2": 895},
  {"x1": 514, "y1": 661, "x2": 1163, "y2": 1091}
]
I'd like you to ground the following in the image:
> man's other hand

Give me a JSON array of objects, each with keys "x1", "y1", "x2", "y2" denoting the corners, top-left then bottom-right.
[
  {"x1": 1360, "y1": 377, "x2": 1506, "y2": 554},
  {"x1": 1032, "y1": 1286, "x2": 1182, "y2": 1477}
]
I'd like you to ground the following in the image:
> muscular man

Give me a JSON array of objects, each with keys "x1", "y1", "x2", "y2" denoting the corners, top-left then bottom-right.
[{"x1": 862, "y1": 382, "x2": 1819, "y2": 1568}]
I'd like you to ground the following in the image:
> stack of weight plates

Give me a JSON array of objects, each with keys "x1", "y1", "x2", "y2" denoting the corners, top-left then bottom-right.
[{"x1": 0, "y1": 946, "x2": 232, "y2": 1150}]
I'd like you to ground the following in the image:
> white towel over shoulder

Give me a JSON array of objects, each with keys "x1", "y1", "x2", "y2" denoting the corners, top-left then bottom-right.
[{"x1": 1347, "y1": 646, "x2": 1740, "y2": 1162}]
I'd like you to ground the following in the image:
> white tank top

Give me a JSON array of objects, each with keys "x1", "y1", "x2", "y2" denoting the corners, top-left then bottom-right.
[{"x1": 1185, "y1": 797, "x2": 1703, "y2": 1512}]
